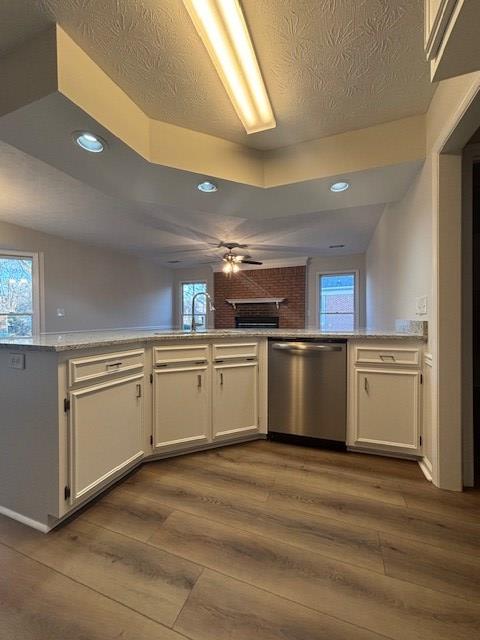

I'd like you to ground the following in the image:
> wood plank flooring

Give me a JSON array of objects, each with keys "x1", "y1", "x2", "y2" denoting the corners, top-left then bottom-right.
[{"x1": 1, "y1": 440, "x2": 479, "y2": 640}]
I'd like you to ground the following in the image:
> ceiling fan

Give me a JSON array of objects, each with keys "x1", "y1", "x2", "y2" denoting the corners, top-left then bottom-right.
[{"x1": 216, "y1": 242, "x2": 263, "y2": 273}]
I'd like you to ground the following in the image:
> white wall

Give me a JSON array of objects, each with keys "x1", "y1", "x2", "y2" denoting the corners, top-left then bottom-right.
[
  {"x1": 366, "y1": 159, "x2": 433, "y2": 329},
  {"x1": 365, "y1": 160, "x2": 433, "y2": 475},
  {"x1": 172, "y1": 265, "x2": 215, "y2": 329},
  {"x1": 0, "y1": 220, "x2": 173, "y2": 332},
  {"x1": 306, "y1": 255, "x2": 366, "y2": 329}
]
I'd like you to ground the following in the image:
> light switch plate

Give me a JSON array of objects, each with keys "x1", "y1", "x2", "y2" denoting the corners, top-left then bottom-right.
[
  {"x1": 9, "y1": 353, "x2": 25, "y2": 369},
  {"x1": 415, "y1": 295, "x2": 428, "y2": 315}
]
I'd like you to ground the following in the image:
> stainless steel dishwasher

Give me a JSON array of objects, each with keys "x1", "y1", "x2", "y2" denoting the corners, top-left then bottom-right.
[{"x1": 268, "y1": 339, "x2": 347, "y2": 448}]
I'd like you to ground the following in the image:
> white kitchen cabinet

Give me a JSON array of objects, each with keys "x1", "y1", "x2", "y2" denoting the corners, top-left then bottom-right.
[
  {"x1": 153, "y1": 364, "x2": 210, "y2": 451},
  {"x1": 68, "y1": 373, "x2": 145, "y2": 505},
  {"x1": 212, "y1": 360, "x2": 259, "y2": 440},
  {"x1": 352, "y1": 367, "x2": 421, "y2": 454},
  {"x1": 0, "y1": 337, "x2": 266, "y2": 531},
  {"x1": 424, "y1": 0, "x2": 480, "y2": 81}
]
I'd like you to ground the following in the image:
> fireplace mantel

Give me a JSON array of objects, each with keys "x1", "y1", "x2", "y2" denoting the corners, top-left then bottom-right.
[{"x1": 226, "y1": 297, "x2": 286, "y2": 310}]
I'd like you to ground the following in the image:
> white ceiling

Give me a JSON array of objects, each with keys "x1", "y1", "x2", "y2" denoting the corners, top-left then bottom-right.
[
  {"x1": 0, "y1": 1, "x2": 429, "y2": 267},
  {"x1": 0, "y1": 0, "x2": 434, "y2": 150},
  {"x1": 0, "y1": 139, "x2": 389, "y2": 266}
]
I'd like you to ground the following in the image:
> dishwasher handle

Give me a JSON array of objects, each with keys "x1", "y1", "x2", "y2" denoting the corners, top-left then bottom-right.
[{"x1": 272, "y1": 342, "x2": 343, "y2": 353}]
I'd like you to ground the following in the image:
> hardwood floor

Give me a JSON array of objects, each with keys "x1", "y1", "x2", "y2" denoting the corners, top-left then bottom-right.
[{"x1": 1, "y1": 440, "x2": 479, "y2": 640}]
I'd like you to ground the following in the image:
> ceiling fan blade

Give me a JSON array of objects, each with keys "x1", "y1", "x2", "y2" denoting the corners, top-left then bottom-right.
[
  {"x1": 214, "y1": 241, "x2": 249, "y2": 249},
  {"x1": 241, "y1": 259, "x2": 263, "y2": 265}
]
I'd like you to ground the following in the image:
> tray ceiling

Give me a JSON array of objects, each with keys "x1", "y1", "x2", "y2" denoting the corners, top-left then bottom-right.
[
  {"x1": 1, "y1": 0, "x2": 434, "y2": 150},
  {"x1": 0, "y1": 139, "x2": 397, "y2": 265}
]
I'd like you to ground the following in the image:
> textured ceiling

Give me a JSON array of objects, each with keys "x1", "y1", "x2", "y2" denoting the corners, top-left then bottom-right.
[
  {"x1": 0, "y1": 0, "x2": 434, "y2": 150},
  {"x1": 0, "y1": 140, "x2": 385, "y2": 265}
]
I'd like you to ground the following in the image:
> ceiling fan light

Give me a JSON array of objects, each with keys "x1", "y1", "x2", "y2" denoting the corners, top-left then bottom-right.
[{"x1": 232, "y1": 263, "x2": 240, "y2": 273}]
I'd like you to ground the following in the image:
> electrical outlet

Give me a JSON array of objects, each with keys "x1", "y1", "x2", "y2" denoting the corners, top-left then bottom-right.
[
  {"x1": 415, "y1": 296, "x2": 428, "y2": 315},
  {"x1": 56, "y1": 308, "x2": 65, "y2": 318},
  {"x1": 8, "y1": 353, "x2": 25, "y2": 369}
]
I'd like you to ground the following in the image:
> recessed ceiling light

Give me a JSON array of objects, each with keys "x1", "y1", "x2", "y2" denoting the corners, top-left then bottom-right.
[
  {"x1": 197, "y1": 180, "x2": 218, "y2": 193},
  {"x1": 183, "y1": 0, "x2": 276, "y2": 134},
  {"x1": 74, "y1": 131, "x2": 106, "y2": 153},
  {"x1": 330, "y1": 181, "x2": 350, "y2": 193}
]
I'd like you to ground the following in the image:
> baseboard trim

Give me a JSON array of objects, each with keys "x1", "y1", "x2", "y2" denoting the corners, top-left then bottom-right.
[
  {"x1": 347, "y1": 446, "x2": 420, "y2": 461},
  {"x1": 145, "y1": 433, "x2": 266, "y2": 463},
  {"x1": 419, "y1": 457, "x2": 433, "y2": 482},
  {"x1": 0, "y1": 505, "x2": 50, "y2": 533}
]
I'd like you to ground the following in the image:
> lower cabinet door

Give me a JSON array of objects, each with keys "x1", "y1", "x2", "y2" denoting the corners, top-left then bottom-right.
[
  {"x1": 354, "y1": 367, "x2": 421, "y2": 453},
  {"x1": 69, "y1": 373, "x2": 144, "y2": 505},
  {"x1": 213, "y1": 361, "x2": 259, "y2": 440},
  {"x1": 153, "y1": 365, "x2": 210, "y2": 451}
]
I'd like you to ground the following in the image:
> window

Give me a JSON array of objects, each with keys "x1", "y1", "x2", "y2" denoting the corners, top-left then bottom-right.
[
  {"x1": 318, "y1": 272, "x2": 357, "y2": 331},
  {"x1": 181, "y1": 281, "x2": 207, "y2": 330},
  {"x1": 0, "y1": 251, "x2": 39, "y2": 338}
]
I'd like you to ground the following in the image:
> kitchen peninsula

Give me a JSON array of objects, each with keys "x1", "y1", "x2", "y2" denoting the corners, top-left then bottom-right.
[{"x1": 0, "y1": 327, "x2": 427, "y2": 532}]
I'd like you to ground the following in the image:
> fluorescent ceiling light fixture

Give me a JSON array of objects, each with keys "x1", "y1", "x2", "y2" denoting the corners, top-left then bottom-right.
[
  {"x1": 197, "y1": 180, "x2": 218, "y2": 193},
  {"x1": 330, "y1": 181, "x2": 350, "y2": 193},
  {"x1": 74, "y1": 132, "x2": 105, "y2": 153},
  {"x1": 183, "y1": 0, "x2": 276, "y2": 134}
]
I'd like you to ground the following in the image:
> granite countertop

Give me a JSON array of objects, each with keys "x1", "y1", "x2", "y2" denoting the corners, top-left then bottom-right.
[{"x1": 0, "y1": 327, "x2": 427, "y2": 352}]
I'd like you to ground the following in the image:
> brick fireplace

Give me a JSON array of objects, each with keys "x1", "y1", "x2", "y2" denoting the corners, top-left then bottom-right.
[{"x1": 214, "y1": 265, "x2": 306, "y2": 329}]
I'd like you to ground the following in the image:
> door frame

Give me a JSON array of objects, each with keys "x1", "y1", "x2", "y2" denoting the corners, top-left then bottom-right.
[{"x1": 430, "y1": 73, "x2": 480, "y2": 490}]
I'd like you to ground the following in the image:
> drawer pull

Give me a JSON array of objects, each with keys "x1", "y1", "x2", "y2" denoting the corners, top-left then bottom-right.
[
  {"x1": 197, "y1": 374, "x2": 202, "y2": 388},
  {"x1": 106, "y1": 361, "x2": 123, "y2": 368},
  {"x1": 220, "y1": 372, "x2": 224, "y2": 386},
  {"x1": 364, "y1": 377, "x2": 369, "y2": 393},
  {"x1": 380, "y1": 354, "x2": 395, "y2": 362},
  {"x1": 136, "y1": 383, "x2": 142, "y2": 398}
]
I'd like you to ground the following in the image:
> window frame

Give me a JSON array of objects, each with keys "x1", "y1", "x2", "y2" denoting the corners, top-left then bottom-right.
[
  {"x1": 316, "y1": 270, "x2": 359, "y2": 331},
  {"x1": 0, "y1": 249, "x2": 42, "y2": 337},
  {"x1": 179, "y1": 280, "x2": 208, "y2": 330}
]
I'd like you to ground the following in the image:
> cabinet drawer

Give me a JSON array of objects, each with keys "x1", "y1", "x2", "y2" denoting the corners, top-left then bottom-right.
[
  {"x1": 68, "y1": 349, "x2": 145, "y2": 386},
  {"x1": 213, "y1": 342, "x2": 258, "y2": 361},
  {"x1": 355, "y1": 347, "x2": 420, "y2": 367},
  {"x1": 153, "y1": 344, "x2": 209, "y2": 366}
]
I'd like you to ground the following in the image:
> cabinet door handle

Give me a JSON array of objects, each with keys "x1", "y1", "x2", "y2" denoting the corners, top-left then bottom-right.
[
  {"x1": 136, "y1": 383, "x2": 142, "y2": 398},
  {"x1": 220, "y1": 372, "x2": 224, "y2": 386},
  {"x1": 197, "y1": 374, "x2": 202, "y2": 388},
  {"x1": 364, "y1": 377, "x2": 369, "y2": 393}
]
